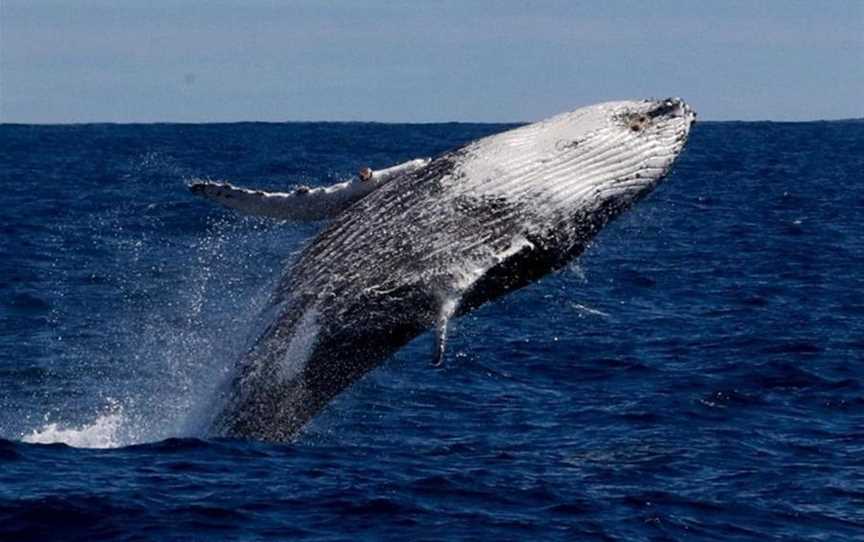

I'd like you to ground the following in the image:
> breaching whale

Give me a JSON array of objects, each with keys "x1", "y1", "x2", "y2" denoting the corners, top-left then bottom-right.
[{"x1": 197, "y1": 98, "x2": 696, "y2": 442}]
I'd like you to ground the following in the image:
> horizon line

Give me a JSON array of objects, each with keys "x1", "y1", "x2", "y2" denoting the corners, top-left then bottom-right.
[{"x1": 1, "y1": 116, "x2": 862, "y2": 127}]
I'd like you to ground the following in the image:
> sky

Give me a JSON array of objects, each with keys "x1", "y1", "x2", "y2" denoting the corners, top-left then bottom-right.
[{"x1": 1, "y1": 1, "x2": 862, "y2": 123}]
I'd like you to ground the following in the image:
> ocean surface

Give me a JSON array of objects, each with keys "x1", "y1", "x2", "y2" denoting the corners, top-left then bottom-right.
[{"x1": 1, "y1": 119, "x2": 862, "y2": 541}]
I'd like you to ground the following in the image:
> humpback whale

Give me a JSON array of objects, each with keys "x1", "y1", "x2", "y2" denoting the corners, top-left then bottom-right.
[{"x1": 201, "y1": 98, "x2": 696, "y2": 442}]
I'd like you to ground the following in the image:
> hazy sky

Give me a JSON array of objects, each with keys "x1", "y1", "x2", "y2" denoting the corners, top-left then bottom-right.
[{"x1": 1, "y1": 1, "x2": 862, "y2": 123}]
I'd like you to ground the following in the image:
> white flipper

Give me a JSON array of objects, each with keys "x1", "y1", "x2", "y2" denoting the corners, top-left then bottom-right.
[
  {"x1": 431, "y1": 236, "x2": 536, "y2": 367},
  {"x1": 190, "y1": 158, "x2": 430, "y2": 221},
  {"x1": 433, "y1": 297, "x2": 460, "y2": 367}
]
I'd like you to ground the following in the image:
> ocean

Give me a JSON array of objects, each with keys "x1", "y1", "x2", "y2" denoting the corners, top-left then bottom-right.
[{"x1": 1, "y1": 120, "x2": 862, "y2": 541}]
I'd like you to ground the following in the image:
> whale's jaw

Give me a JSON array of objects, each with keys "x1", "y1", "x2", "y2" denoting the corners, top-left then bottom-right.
[{"x1": 213, "y1": 99, "x2": 696, "y2": 442}]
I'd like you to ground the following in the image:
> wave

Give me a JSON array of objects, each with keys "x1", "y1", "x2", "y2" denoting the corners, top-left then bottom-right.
[{"x1": 23, "y1": 411, "x2": 125, "y2": 449}]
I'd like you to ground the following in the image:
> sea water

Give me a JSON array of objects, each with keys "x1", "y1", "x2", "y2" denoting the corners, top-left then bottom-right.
[{"x1": 1, "y1": 120, "x2": 862, "y2": 540}]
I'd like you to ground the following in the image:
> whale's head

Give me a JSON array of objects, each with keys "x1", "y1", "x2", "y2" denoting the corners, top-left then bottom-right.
[
  {"x1": 458, "y1": 98, "x2": 695, "y2": 215},
  {"x1": 536, "y1": 97, "x2": 696, "y2": 209},
  {"x1": 450, "y1": 97, "x2": 696, "y2": 275},
  {"x1": 454, "y1": 97, "x2": 695, "y2": 256}
]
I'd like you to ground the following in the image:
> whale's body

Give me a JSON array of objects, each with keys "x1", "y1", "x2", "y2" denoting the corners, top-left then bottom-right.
[{"x1": 212, "y1": 98, "x2": 696, "y2": 442}]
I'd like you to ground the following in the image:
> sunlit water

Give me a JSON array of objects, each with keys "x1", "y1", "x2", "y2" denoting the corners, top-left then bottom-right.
[{"x1": 1, "y1": 121, "x2": 862, "y2": 540}]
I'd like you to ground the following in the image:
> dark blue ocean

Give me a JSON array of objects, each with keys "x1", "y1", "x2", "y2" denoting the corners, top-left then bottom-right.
[{"x1": 1, "y1": 119, "x2": 862, "y2": 541}]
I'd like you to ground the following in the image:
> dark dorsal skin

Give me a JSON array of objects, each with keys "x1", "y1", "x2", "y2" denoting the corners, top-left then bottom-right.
[{"x1": 212, "y1": 99, "x2": 696, "y2": 442}]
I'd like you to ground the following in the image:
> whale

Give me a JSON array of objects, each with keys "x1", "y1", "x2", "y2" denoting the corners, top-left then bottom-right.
[{"x1": 209, "y1": 98, "x2": 696, "y2": 442}]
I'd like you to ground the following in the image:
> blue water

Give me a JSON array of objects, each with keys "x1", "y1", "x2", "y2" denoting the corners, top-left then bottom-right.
[{"x1": 1, "y1": 120, "x2": 862, "y2": 541}]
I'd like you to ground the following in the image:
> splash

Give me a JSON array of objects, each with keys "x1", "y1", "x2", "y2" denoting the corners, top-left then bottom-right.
[
  {"x1": 17, "y1": 173, "x2": 307, "y2": 447},
  {"x1": 23, "y1": 403, "x2": 126, "y2": 449},
  {"x1": 105, "y1": 215, "x2": 290, "y2": 443}
]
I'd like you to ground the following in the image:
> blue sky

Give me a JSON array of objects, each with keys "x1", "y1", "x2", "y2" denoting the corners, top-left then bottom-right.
[{"x1": 1, "y1": 1, "x2": 862, "y2": 123}]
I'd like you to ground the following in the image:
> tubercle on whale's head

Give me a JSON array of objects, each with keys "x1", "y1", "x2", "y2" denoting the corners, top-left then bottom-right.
[
  {"x1": 451, "y1": 98, "x2": 696, "y2": 200},
  {"x1": 615, "y1": 97, "x2": 695, "y2": 176},
  {"x1": 548, "y1": 97, "x2": 695, "y2": 145},
  {"x1": 619, "y1": 97, "x2": 696, "y2": 135},
  {"x1": 553, "y1": 97, "x2": 696, "y2": 155}
]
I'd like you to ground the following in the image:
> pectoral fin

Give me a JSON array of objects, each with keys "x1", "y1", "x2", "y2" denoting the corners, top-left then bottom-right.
[
  {"x1": 430, "y1": 235, "x2": 537, "y2": 367},
  {"x1": 189, "y1": 180, "x2": 351, "y2": 221},
  {"x1": 432, "y1": 297, "x2": 459, "y2": 367},
  {"x1": 189, "y1": 157, "x2": 431, "y2": 221}
]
